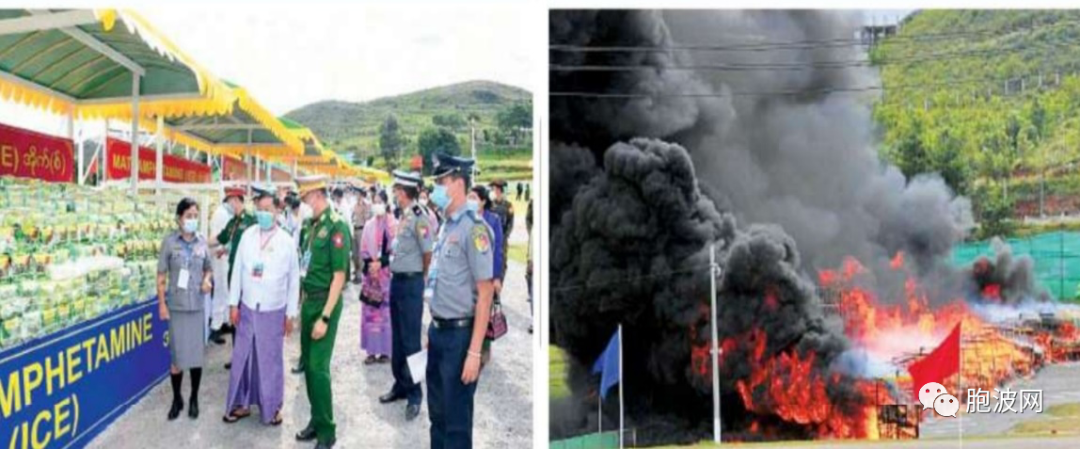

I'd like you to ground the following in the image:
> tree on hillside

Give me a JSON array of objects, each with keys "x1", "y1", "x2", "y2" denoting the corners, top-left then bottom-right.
[
  {"x1": 417, "y1": 127, "x2": 462, "y2": 176},
  {"x1": 496, "y1": 102, "x2": 532, "y2": 146},
  {"x1": 433, "y1": 114, "x2": 467, "y2": 131},
  {"x1": 380, "y1": 115, "x2": 405, "y2": 171}
]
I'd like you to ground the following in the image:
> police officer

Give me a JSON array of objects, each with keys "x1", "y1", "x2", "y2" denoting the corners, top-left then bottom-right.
[
  {"x1": 294, "y1": 175, "x2": 352, "y2": 449},
  {"x1": 488, "y1": 179, "x2": 514, "y2": 281},
  {"x1": 425, "y1": 153, "x2": 495, "y2": 449},
  {"x1": 379, "y1": 170, "x2": 434, "y2": 421}
]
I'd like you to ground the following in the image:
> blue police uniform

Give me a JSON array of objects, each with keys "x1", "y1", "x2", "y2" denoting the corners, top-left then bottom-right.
[
  {"x1": 425, "y1": 153, "x2": 494, "y2": 449},
  {"x1": 381, "y1": 170, "x2": 434, "y2": 417}
]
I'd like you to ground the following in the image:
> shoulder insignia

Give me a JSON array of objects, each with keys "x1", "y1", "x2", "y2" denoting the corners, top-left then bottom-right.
[
  {"x1": 318, "y1": 228, "x2": 329, "y2": 239},
  {"x1": 333, "y1": 232, "x2": 344, "y2": 249},
  {"x1": 472, "y1": 223, "x2": 490, "y2": 254},
  {"x1": 412, "y1": 204, "x2": 423, "y2": 216},
  {"x1": 417, "y1": 216, "x2": 430, "y2": 238}
]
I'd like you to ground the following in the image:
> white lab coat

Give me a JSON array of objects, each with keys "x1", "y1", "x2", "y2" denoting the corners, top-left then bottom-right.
[{"x1": 208, "y1": 203, "x2": 233, "y2": 330}]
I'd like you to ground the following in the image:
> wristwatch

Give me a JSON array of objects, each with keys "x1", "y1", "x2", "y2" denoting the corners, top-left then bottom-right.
[{"x1": 321, "y1": 315, "x2": 331, "y2": 324}]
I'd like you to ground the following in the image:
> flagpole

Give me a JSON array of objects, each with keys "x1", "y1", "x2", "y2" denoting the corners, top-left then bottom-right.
[
  {"x1": 619, "y1": 323, "x2": 624, "y2": 449},
  {"x1": 959, "y1": 322, "x2": 963, "y2": 449},
  {"x1": 599, "y1": 392, "x2": 602, "y2": 435}
]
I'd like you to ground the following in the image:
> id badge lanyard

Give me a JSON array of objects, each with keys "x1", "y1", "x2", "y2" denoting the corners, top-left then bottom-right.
[
  {"x1": 254, "y1": 229, "x2": 276, "y2": 280},
  {"x1": 177, "y1": 238, "x2": 194, "y2": 291},
  {"x1": 424, "y1": 219, "x2": 450, "y2": 301},
  {"x1": 301, "y1": 219, "x2": 319, "y2": 278}
]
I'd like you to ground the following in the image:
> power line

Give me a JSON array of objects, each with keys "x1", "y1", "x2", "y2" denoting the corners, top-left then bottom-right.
[
  {"x1": 550, "y1": 66, "x2": 1080, "y2": 100},
  {"x1": 549, "y1": 16, "x2": 1080, "y2": 54},
  {"x1": 550, "y1": 39, "x2": 1080, "y2": 73}
]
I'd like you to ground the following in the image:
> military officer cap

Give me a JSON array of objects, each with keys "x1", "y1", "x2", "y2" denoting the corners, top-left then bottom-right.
[
  {"x1": 296, "y1": 174, "x2": 329, "y2": 197},
  {"x1": 224, "y1": 184, "x2": 247, "y2": 201},
  {"x1": 251, "y1": 183, "x2": 275, "y2": 200},
  {"x1": 392, "y1": 170, "x2": 423, "y2": 188},
  {"x1": 431, "y1": 152, "x2": 474, "y2": 180}
]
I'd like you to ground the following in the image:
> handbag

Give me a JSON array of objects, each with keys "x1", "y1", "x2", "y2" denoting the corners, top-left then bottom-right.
[
  {"x1": 358, "y1": 222, "x2": 390, "y2": 307},
  {"x1": 485, "y1": 294, "x2": 508, "y2": 340},
  {"x1": 359, "y1": 278, "x2": 385, "y2": 307}
]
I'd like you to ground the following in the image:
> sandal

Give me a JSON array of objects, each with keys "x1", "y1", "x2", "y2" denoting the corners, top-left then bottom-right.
[
  {"x1": 364, "y1": 355, "x2": 378, "y2": 365},
  {"x1": 270, "y1": 411, "x2": 283, "y2": 427},
  {"x1": 222, "y1": 409, "x2": 251, "y2": 423},
  {"x1": 378, "y1": 355, "x2": 390, "y2": 364}
]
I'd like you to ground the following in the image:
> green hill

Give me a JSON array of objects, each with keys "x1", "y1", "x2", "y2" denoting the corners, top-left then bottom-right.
[
  {"x1": 873, "y1": 10, "x2": 1080, "y2": 236},
  {"x1": 284, "y1": 80, "x2": 533, "y2": 180}
]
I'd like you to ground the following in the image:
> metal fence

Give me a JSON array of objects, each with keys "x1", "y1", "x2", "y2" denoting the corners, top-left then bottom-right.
[{"x1": 952, "y1": 231, "x2": 1080, "y2": 301}]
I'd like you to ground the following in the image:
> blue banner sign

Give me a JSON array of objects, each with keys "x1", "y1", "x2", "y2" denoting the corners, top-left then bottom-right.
[{"x1": 0, "y1": 299, "x2": 168, "y2": 449}]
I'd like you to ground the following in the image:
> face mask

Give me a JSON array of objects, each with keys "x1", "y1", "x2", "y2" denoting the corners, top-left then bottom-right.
[
  {"x1": 255, "y1": 211, "x2": 275, "y2": 230},
  {"x1": 182, "y1": 218, "x2": 199, "y2": 234},
  {"x1": 373, "y1": 203, "x2": 387, "y2": 216},
  {"x1": 300, "y1": 203, "x2": 313, "y2": 220},
  {"x1": 466, "y1": 199, "x2": 480, "y2": 213},
  {"x1": 431, "y1": 184, "x2": 451, "y2": 210},
  {"x1": 419, "y1": 198, "x2": 429, "y2": 207}
]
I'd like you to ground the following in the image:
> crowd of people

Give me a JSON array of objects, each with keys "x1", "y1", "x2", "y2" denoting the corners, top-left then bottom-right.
[{"x1": 153, "y1": 153, "x2": 531, "y2": 449}]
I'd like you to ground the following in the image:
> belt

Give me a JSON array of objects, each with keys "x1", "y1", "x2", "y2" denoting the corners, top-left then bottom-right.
[
  {"x1": 392, "y1": 271, "x2": 423, "y2": 279},
  {"x1": 431, "y1": 317, "x2": 474, "y2": 329},
  {"x1": 303, "y1": 290, "x2": 330, "y2": 302}
]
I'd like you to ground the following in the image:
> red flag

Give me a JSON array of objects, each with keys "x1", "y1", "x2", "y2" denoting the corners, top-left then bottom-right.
[{"x1": 908, "y1": 322, "x2": 961, "y2": 401}]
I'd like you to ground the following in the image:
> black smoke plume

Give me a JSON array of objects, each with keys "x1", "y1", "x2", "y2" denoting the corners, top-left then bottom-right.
[{"x1": 550, "y1": 9, "x2": 1037, "y2": 444}]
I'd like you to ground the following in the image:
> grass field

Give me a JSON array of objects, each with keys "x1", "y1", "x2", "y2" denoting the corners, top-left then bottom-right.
[{"x1": 1011, "y1": 402, "x2": 1080, "y2": 435}]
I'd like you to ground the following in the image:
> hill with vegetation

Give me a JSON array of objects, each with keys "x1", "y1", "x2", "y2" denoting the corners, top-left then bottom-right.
[
  {"x1": 872, "y1": 10, "x2": 1080, "y2": 237},
  {"x1": 285, "y1": 80, "x2": 533, "y2": 181}
]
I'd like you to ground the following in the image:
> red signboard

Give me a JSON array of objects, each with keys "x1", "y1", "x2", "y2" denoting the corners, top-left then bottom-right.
[
  {"x1": 222, "y1": 156, "x2": 248, "y2": 181},
  {"x1": 0, "y1": 122, "x2": 75, "y2": 183},
  {"x1": 271, "y1": 168, "x2": 291, "y2": 182},
  {"x1": 106, "y1": 138, "x2": 210, "y2": 184}
]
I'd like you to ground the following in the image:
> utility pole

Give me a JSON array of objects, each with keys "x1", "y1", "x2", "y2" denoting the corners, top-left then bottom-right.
[
  {"x1": 710, "y1": 243, "x2": 722, "y2": 444},
  {"x1": 470, "y1": 119, "x2": 478, "y2": 179}
]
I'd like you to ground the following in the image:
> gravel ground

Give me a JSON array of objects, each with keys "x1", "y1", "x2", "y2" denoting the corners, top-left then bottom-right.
[{"x1": 87, "y1": 250, "x2": 534, "y2": 447}]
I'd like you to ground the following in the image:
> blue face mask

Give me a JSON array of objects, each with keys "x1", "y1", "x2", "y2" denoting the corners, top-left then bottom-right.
[
  {"x1": 255, "y1": 211, "x2": 275, "y2": 230},
  {"x1": 182, "y1": 218, "x2": 199, "y2": 234},
  {"x1": 466, "y1": 199, "x2": 480, "y2": 213},
  {"x1": 431, "y1": 184, "x2": 451, "y2": 210}
]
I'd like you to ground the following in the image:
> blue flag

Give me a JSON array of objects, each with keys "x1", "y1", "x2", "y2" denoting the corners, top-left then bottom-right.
[{"x1": 591, "y1": 327, "x2": 621, "y2": 400}]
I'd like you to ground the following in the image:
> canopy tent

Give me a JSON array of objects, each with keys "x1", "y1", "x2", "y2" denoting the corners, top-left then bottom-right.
[
  {"x1": 0, "y1": 9, "x2": 307, "y2": 189},
  {"x1": 0, "y1": 8, "x2": 239, "y2": 188},
  {"x1": 162, "y1": 82, "x2": 304, "y2": 183},
  {"x1": 277, "y1": 116, "x2": 390, "y2": 182}
]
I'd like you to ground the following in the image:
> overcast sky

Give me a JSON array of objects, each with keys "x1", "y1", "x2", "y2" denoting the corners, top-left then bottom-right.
[
  {"x1": 0, "y1": 4, "x2": 536, "y2": 138},
  {"x1": 140, "y1": 4, "x2": 535, "y2": 115}
]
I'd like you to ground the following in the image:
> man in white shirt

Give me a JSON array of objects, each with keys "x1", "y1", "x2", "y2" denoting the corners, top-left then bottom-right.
[
  {"x1": 208, "y1": 197, "x2": 234, "y2": 344},
  {"x1": 223, "y1": 185, "x2": 301, "y2": 426}
]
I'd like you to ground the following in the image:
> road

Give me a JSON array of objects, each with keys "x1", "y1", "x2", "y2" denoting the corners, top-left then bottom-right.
[{"x1": 87, "y1": 226, "x2": 534, "y2": 448}]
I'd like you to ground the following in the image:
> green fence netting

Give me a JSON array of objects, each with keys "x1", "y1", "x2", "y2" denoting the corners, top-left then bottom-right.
[
  {"x1": 952, "y1": 231, "x2": 1080, "y2": 301},
  {"x1": 550, "y1": 432, "x2": 622, "y2": 449}
]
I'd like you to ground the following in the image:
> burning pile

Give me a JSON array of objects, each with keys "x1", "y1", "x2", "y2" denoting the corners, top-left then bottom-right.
[{"x1": 549, "y1": 9, "x2": 1077, "y2": 445}]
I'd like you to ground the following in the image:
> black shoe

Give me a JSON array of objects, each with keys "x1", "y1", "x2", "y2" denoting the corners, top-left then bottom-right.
[
  {"x1": 224, "y1": 362, "x2": 232, "y2": 370},
  {"x1": 295, "y1": 425, "x2": 318, "y2": 442},
  {"x1": 209, "y1": 329, "x2": 227, "y2": 345},
  {"x1": 379, "y1": 391, "x2": 405, "y2": 404},
  {"x1": 188, "y1": 397, "x2": 199, "y2": 419},
  {"x1": 405, "y1": 403, "x2": 421, "y2": 421},
  {"x1": 167, "y1": 398, "x2": 183, "y2": 421},
  {"x1": 315, "y1": 438, "x2": 336, "y2": 449}
]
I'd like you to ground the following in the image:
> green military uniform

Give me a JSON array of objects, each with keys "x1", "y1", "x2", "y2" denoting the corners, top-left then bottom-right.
[
  {"x1": 216, "y1": 211, "x2": 256, "y2": 284},
  {"x1": 298, "y1": 206, "x2": 352, "y2": 445}
]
